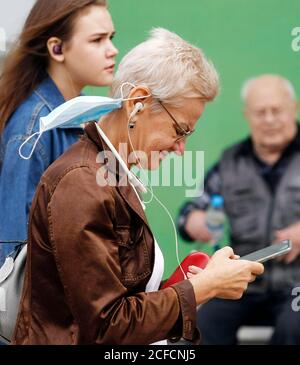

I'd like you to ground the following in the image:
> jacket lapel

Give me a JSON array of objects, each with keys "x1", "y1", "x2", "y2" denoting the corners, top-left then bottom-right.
[{"x1": 117, "y1": 184, "x2": 150, "y2": 228}]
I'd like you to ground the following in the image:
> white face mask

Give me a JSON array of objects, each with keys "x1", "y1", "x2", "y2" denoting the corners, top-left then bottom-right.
[{"x1": 19, "y1": 83, "x2": 151, "y2": 160}]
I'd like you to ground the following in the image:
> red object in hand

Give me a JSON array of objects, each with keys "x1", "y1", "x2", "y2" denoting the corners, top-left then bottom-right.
[{"x1": 162, "y1": 252, "x2": 210, "y2": 289}]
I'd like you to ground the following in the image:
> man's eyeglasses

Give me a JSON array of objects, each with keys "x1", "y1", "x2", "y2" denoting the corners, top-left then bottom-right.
[{"x1": 158, "y1": 100, "x2": 195, "y2": 141}]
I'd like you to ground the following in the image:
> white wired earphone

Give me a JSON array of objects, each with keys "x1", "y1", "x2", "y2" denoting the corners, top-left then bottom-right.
[
  {"x1": 126, "y1": 101, "x2": 187, "y2": 280},
  {"x1": 129, "y1": 102, "x2": 144, "y2": 120},
  {"x1": 96, "y1": 82, "x2": 187, "y2": 280}
]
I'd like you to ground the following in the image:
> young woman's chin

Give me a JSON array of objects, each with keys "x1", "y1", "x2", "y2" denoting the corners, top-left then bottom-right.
[{"x1": 90, "y1": 73, "x2": 114, "y2": 87}]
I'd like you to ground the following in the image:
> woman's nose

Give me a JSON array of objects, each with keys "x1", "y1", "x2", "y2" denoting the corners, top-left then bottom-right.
[{"x1": 107, "y1": 41, "x2": 119, "y2": 58}]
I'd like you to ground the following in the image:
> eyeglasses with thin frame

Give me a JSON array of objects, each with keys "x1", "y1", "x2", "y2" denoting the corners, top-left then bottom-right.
[{"x1": 158, "y1": 100, "x2": 195, "y2": 141}]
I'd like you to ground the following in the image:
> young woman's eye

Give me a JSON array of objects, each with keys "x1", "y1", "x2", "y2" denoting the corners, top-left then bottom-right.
[{"x1": 92, "y1": 38, "x2": 102, "y2": 43}]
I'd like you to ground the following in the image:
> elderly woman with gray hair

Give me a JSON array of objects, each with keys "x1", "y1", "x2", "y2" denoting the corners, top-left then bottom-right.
[{"x1": 12, "y1": 28, "x2": 264, "y2": 345}]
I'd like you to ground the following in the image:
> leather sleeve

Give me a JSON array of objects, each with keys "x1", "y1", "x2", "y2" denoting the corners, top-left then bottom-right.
[{"x1": 48, "y1": 166, "x2": 199, "y2": 345}]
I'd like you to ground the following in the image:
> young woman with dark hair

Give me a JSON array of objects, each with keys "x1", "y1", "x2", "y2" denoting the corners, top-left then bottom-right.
[{"x1": 0, "y1": 0, "x2": 118, "y2": 264}]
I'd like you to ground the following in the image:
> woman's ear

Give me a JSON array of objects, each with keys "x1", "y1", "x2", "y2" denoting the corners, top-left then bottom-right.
[
  {"x1": 47, "y1": 37, "x2": 65, "y2": 63},
  {"x1": 124, "y1": 86, "x2": 152, "y2": 119}
]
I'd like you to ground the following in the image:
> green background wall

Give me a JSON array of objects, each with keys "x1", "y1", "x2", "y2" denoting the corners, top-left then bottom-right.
[{"x1": 86, "y1": 0, "x2": 300, "y2": 278}]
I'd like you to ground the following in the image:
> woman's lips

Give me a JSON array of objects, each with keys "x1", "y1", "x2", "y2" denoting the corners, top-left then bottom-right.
[{"x1": 105, "y1": 64, "x2": 115, "y2": 73}]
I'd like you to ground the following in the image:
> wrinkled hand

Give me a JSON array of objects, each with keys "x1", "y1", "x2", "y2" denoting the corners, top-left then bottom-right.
[
  {"x1": 205, "y1": 247, "x2": 264, "y2": 299},
  {"x1": 189, "y1": 247, "x2": 264, "y2": 305},
  {"x1": 275, "y1": 221, "x2": 300, "y2": 264}
]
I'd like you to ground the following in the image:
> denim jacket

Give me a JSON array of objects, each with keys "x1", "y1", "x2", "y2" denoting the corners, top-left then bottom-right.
[{"x1": 0, "y1": 76, "x2": 83, "y2": 265}]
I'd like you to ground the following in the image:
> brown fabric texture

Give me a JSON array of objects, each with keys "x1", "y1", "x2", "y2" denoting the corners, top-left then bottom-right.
[{"x1": 12, "y1": 122, "x2": 200, "y2": 345}]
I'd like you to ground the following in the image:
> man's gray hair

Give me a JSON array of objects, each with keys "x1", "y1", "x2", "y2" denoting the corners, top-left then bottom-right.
[{"x1": 241, "y1": 75, "x2": 296, "y2": 102}]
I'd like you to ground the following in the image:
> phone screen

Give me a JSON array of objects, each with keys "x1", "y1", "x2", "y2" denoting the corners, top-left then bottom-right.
[{"x1": 240, "y1": 240, "x2": 292, "y2": 263}]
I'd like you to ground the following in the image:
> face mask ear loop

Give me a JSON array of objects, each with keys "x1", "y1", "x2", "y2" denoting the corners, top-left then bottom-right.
[
  {"x1": 120, "y1": 82, "x2": 137, "y2": 100},
  {"x1": 19, "y1": 132, "x2": 43, "y2": 160},
  {"x1": 123, "y1": 95, "x2": 152, "y2": 102},
  {"x1": 120, "y1": 82, "x2": 152, "y2": 102}
]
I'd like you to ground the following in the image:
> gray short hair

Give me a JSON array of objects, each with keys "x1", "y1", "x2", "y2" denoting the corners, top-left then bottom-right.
[
  {"x1": 111, "y1": 28, "x2": 219, "y2": 109},
  {"x1": 241, "y1": 76, "x2": 296, "y2": 102}
]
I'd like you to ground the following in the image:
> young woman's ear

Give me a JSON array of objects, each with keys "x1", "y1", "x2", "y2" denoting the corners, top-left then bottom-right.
[{"x1": 47, "y1": 37, "x2": 65, "y2": 62}]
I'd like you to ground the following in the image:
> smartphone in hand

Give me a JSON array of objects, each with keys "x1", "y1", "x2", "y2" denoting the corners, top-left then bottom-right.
[{"x1": 240, "y1": 240, "x2": 292, "y2": 263}]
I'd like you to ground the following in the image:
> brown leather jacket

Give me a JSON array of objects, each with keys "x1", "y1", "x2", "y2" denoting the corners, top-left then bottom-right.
[{"x1": 12, "y1": 123, "x2": 199, "y2": 345}]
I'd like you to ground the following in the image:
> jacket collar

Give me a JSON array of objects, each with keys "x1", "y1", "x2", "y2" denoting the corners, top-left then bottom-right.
[
  {"x1": 84, "y1": 122, "x2": 150, "y2": 227},
  {"x1": 34, "y1": 76, "x2": 65, "y2": 111}
]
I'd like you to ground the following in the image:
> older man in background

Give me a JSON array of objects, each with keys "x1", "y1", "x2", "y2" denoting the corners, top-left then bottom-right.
[{"x1": 177, "y1": 75, "x2": 300, "y2": 345}]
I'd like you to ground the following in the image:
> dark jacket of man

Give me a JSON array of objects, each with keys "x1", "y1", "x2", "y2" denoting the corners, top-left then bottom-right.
[{"x1": 178, "y1": 129, "x2": 300, "y2": 292}]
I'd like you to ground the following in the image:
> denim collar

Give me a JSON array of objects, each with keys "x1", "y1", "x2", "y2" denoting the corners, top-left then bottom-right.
[{"x1": 34, "y1": 76, "x2": 66, "y2": 111}]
